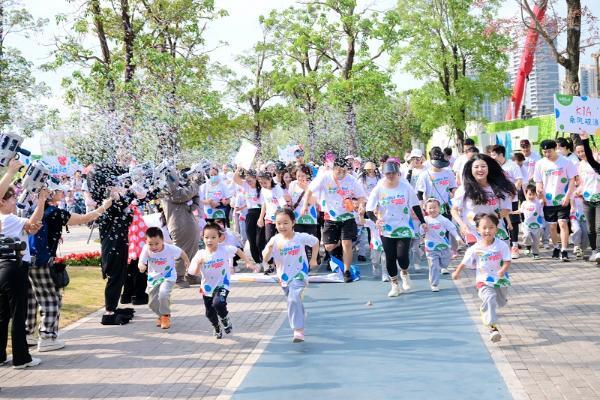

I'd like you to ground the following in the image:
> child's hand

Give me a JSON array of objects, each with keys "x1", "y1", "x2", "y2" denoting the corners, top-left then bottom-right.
[
  {"x1": 252, "y1": 263, "x2": 261, "y2": 273},
  {"x1": 451, "y1": 271, "x2": 460, "y2": 280},
  {"x1": 309, "y1": 259, "x2": 318, "y2": 270}
]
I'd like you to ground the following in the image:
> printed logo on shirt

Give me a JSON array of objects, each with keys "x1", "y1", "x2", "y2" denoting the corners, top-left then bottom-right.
[
  {"x1": 204, "y1": 258, "x2": 226, "y2": 270},
  {"x1": 543, "y1": 168, "x2": 564, "y2": 177},
  {"x1": 279, "y1": 244, "x2": 302, "y2": 257},
  {"x1": 379, "y1": 194, "x2": 407, "y2": 206},
  {"x1": 477, "y1": 251, "x2": 502, "y2": 263}
]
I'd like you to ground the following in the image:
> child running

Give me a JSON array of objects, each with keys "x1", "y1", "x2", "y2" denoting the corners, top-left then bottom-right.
[
  {"x1": 188, "y1": 223, "x2": 254, "y2": 339},
  {"x1": 518, "y1": 184, "x2": 545, "y2": 260},
  {"x1": 139, "y1": 227, "x2": 190, "y2": 329},
  {"x1": 452, "y1": 213, "x2": 511, "y2": 343},
  {"x1": 262, "y1": 208, "x2": 319, "y2": 343},
  {"x1": 422, "y1": 198, "x2": 463, "y2": 292}
]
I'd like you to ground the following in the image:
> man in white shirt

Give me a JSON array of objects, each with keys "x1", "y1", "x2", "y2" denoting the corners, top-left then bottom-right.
[
  {"x1": 534, "y1": 140, "x2": 578, "y2": 261},
  {"x1": 519, "y1": 139, "x2": 540, "y2": 183}
]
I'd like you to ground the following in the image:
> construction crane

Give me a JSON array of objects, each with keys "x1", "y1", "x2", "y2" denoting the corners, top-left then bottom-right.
[{"x1": 505, "y1": 0, "x2": 548, "y2": 120}]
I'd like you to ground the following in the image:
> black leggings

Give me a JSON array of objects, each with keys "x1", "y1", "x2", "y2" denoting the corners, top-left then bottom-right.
[
  {"x1": 264, "y1": 223, "x2": 278, "y2": 265},
  {"x1": 203, "y1": 288, "x2": 229, "y2": 328},
  {"x1": 583, "y1": 200, "x2": 600, "y2": 250},
  {"x1": 245, "y1": 209, "x2": 263, "y2": 263},
  {"x1": 508, "y1": 201, "x2": 520, "y2": 246},
  {"x1": 381, "y1": 237, "x2": 411, "y2": 278}
]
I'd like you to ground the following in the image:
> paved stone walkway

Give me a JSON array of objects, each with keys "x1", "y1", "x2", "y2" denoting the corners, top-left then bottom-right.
[
  {"x1": 455, "y1": 252, "x2": 600, "y2": 400},
  {"x1": 0, "y1": 283, "x2": 286, "y2": 400}
]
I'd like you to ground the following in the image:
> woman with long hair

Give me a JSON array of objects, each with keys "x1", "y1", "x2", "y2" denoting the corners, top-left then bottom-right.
[
  {"x1": 451, "y1": 154, "x2": 516, "y2": 244},
  {"x1": 575, "y1": 132, "x2": 600, "y2": 262}
]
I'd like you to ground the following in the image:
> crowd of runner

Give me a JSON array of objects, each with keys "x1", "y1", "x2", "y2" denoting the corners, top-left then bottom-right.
[{"x1": 2, "y1": 132, "x2": 600, "y2": 368}]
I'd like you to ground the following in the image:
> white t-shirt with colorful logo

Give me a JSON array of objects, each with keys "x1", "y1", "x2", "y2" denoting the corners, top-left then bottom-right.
[
  {"x1": 262, "y1": 185, "x2": 287, "y2": 223},
  {"x1": 199, "y1": 181, "x2": 232, "y2": 219},
  {"x1": 461, "y1": 239, "x2": 511, "y2": 289},
  {"x1": 415, "y1": 169, "x2": 456, "y2": 205},
  {"x1": 289, "y1": 181, "x2": 318, "y2": 225},
  {"x1": 267, "y1": 232, "x2": 319, "y2": 287},
  {"x1": 533, "y1": 155, "x2": 578, "y2": 206},
  {"x1": 452, "y1": 185, "x2": 512, "y2": 241},
  {"x1": 578, "y1": 161, "x2": 600, "y2": 203},
  {"x1": 519, "y1": 199, "x2": 544, "y2": 230},
  {"x1": 236, "y1": 182, "x2": 263, "y2": 210},
  {"x1": 366, "y1": 180, "x2": 420, "y2": 239},
  {"x1": 422, "y1": 215, "x2": 459, "y2": 252},
  {"x1": 139, "y1": 243, "x2": 182, "y2": 288},
  {"x1": 191, "y1": 244, "x2": 238, "y2": 297},
  {"x1": 361, "y1": 175, "x2": 380, "y2": 196},
  {"x1": 364, "y1": 219, "x2": 383, "y2": 252},
  {"x1": 309, "y1": 171, "x2": 366, "y2": 222}
]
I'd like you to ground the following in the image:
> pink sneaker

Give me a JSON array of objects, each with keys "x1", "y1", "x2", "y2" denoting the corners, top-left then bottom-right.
[
  {"x1": 511, "y1": 246, "x2": 520, "y2": 259},
  {"x1": 292, "y1": 329, "x2": 305, "y2": 343}
]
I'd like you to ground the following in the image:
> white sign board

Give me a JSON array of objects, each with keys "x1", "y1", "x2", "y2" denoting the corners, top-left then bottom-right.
[
  {"x1": 554, "y1": 94, "x2": 600, "y2": 134},
  {"x1": 233, "y1": 141, "x2": 257, "y2": 170}
]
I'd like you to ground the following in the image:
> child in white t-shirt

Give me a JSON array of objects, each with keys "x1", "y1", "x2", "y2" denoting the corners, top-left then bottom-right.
[
  {"x1": 421, "y1": 198, "x2": 463, "y2": 292},
  {"x1": 139, "y1": 227, "x2": 190, "y2": 330},
  {"x1": 453, "y1": 213, "x2": 511, "y2": 343},
  {"x1": 188, "y1": 223, "x2": 254, "y2": 339},
  {"x1": 263, "y1": 209, "x2": 319, "y2": 343},
  {"x1": 570, "y1": 194, "x2": 588, "y2": 259},
  {"x1": 215, "y1": 219, "x2": 244, "y2": 272},
  {"x1": 517, "y1": 184, "x2": 545, "y2": 259},
  {"x1": 363, "y1": 218, "x2": 387, "y2": 281}
]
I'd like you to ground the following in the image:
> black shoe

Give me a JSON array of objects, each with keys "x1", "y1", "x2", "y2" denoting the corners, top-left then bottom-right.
[
  {"x1": 552, "y1": 248, "x2": 560, "y2": 259},
  {"x1": 264, "y1": 265, "x2": 275, "y2": 275},
  {"x1": 221, "y1": 316, "x2": 232, "y2": 334},
  {"x1": 357, "y1": 255, "x2": 367, "y2": 262},
  {"x1": 101, "y1": 314, "x2": 130, "y2": 325},
  {"x1": 131, "y1": 295, "x2": 148, "y2": 305},
  {"x1": 343, "y1": 270, "x2": 352, "y2": 283},
  {"x1": 115, "y1": 307, "x2": 135, "y2": 316},
  {"x1": 120, "y1": 295, "x2": 132, "y2": 304},
  {"x1": 213, "y1": 325, "x2": 223, "y2": 339},
  {"x1": 560, "y1": 250, "x2": 570, "y2": 262}
]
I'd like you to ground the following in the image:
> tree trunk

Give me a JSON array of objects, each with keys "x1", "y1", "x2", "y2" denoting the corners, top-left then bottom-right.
[
  {"x1": 307, "y1": 105, "x2": 317, "y2": 162},
  {"x1": 345, "y1": 101, "x2": 358, "y2": 156},
  {"x1": 0, "y1": 2, "x2": 7, "y2": 131},
  {"x1": 121, "y1": 0, "x2": 135, "y2": 149},
  {"x1": 90, "y1": 0, "x2": 116, "y2": 115},
  {"x1": 455, "y1": 128, "x2": 465, "y2": 153},
  {"x1": 253, "y1": 117, "x2": 261, "y2": 153},
  {"x1": 564, "y1": 0, "x2": 581, "y2": 96}
]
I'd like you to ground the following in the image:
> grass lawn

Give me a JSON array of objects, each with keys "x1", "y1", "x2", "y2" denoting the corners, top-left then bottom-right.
[{"x1": 60, "y1": 266, "x2": 106, "y2": 328}]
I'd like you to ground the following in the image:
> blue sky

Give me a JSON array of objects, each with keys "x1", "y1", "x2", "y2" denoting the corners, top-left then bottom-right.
[{"x1": 6, "y1": 0, "x2": 600, "y2": 113}]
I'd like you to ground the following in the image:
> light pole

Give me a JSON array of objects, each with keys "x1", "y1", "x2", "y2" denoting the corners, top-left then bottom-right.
[{"x1": 593, "y1": 53, "x2": 600, "y2": 97}]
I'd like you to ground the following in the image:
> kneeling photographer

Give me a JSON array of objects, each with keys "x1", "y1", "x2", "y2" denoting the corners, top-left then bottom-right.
[{"x1": 0, "y1": 158, "x2": 47, "y2": 369}]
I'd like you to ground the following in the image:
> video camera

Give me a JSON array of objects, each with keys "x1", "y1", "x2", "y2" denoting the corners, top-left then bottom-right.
[
  {"x1": 0, "y1": 236, "x2": 27, "y2": 260},
  {"x1": 182, "y1": 159, "x2": 211, "y2": 181},
  {"x1": 0, "y1": 133, "x2": 31, "y2": 167},
  {"x1": 17, "y1": 161, "x2": 52, "y2": 209},
  {"x1": 152, "y1": 160, "x2": 179, "y2": 193}
]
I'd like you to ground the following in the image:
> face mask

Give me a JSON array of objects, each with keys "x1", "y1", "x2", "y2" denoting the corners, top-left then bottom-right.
[{"x1": 210, "y1": 176, "x2": 219, "y2": 184}]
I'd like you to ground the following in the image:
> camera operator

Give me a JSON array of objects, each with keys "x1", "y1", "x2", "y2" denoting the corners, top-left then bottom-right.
[
  {"x1": 26, "y1": 182, "x2": 113, "y2": 351},
  {"x1": 0, "y1": 159, "x2": 47, "y2": 369},
  {"x1": 87, "y1": 159, "x2": 140, "y2": 325},
  {"x1": 160, "y1": 169, "x2": 201, "y2": 289}
]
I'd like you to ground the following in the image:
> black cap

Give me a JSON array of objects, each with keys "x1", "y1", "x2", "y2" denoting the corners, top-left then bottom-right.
[
  {"x1": 430, "y1": 148, "x2": 450, "y2": 168},
  {"x1": 257, "y1": 170, "x2": 272, "y2": 179},
  {"x1": 334, "y1": 157, "x2": 350, "y2": 168},
  {"x1": 465, "y1": 138, "x2": 475, "y2": 146},
  {"x1": 382, "y1": 161, "x2": 400, "y2": 174},
  {"x1": 540, "y1": 140, "x2": 557, "y2": 150}
]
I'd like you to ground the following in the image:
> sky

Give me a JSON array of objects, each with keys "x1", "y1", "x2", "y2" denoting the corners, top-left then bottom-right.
[{"x1": 5, "y1": 0, "x2": 600, "y2": 114}]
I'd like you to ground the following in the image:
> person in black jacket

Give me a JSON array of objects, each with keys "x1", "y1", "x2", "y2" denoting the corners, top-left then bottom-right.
[{"x1": 87, "y1": 163, "x2": 139, "y2": 325}]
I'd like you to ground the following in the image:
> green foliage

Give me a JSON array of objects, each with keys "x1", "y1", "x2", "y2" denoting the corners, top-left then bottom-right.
[{"x1": 393, "y1": 0, "x2": 510, "y2": 148}]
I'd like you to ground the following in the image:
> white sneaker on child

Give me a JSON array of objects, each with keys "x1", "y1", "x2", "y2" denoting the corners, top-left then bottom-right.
[
  {"x1": 440, "y1": 268, "x2": 450, "y2": 275},
  {"x1": 388, "y1": 281, "x2": 402, "y2": 297},
  {"x1": 37, "y1": 337, "x2": 65, "y2": 352},
  {"x1": 430, "y1": 285, "x2": 440, "y2": 292},
  {"x1": 590, "y1": 250, "x2": 600, "y2": 262},
  {"x1": 574, "y1": 246, "x2": 583, "y2": 259},
  {"x1": 489, "y1": 327, "x2": 502, "y2": 343},
  {"x1": 400, "y1": 273, "x2": 411, "y2": 291}
]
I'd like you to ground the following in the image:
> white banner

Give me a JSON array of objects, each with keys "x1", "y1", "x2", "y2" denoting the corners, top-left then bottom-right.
[
  {"x1": 554, "y1": 94, "x2": 600, "y2": 134},
  {"x1": 233, "y1": 141, "x2": 258, "y2": 170}
]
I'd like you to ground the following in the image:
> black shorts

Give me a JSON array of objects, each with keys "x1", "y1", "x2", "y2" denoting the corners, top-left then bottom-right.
[
  {"x1": 509, "y1": 201, "x2": 521, "y2": 224},
  {"x1": 323, "y1": 219, "x2": 357, "y2": 244},
  {"x1": 543, "y1": 206, "x2": 570, "y2": 223}
]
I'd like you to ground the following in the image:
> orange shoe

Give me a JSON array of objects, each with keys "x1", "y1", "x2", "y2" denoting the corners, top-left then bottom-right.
[
  {"x1": 155, "y1": 318, "x2": 161, "y2": 327},
  {"x1": 160, "y1": 315, "x2": 170, "y2": 329}
]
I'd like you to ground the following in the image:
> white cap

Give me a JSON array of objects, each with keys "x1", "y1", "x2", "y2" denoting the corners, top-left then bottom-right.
[
  {"x1": 354, "y1": 156, "x2": 362, "y2": 163},
  {"x1": 409, "y1": 149, "x2": 423, "y2": 159}
]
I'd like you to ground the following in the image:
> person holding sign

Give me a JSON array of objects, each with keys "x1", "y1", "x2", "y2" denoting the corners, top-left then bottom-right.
[{"x1": 301, "y1": 157, "x2": 366, "y2": 283}]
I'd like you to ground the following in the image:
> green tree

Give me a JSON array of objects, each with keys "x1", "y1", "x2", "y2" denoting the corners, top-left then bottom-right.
[
  {"x1": 0, "y1": 0, "x2": 50, "y2": 135},
  {"x1": 393, "y1": 0, "x2": 510, "y2": 150}
]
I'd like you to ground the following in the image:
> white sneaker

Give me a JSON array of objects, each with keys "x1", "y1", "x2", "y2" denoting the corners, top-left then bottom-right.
[
  {"x1": 574, "y1": 246, "x2": 583, "y2": 259},
  {"x1": 13, "y1": 357, "x2": 41, "y2": 369},
  {"x1": 1, "y1": 356, "x2": 12, "y2": 366},
  {"x1": 387, "y1": 281, "x2": 402, "y2": 297},
  {"x1": 400, "y1": 273, "x2": 411, "y2": 291},
  {"x1": 440, "y1": 268, "x2": 450, "y2": 275},
  {"x1": 590, "y1": 250, "x2": 600, "y2": 262},
  {"x1": 430, "y1": 285, "x2": 440, "y2": 292},
  {"x1": 37, "y1": 337, "x2": 65, "y2": 352},
  {"x1": 26, "y1": 334, "x2": 37, "y2": 346},
  {"x1": 489, "y1": 329, "x2": 502, "y2": 343}
]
